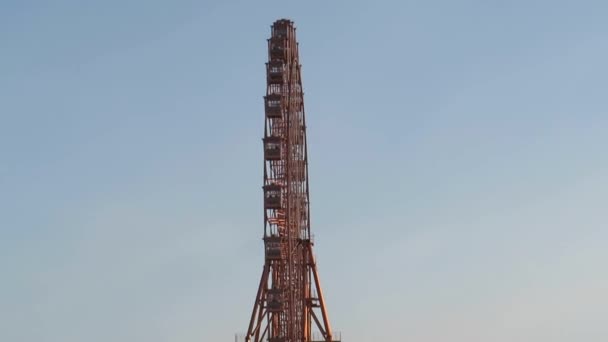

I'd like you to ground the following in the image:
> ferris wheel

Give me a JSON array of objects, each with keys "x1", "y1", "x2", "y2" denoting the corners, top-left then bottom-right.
[{"x1": 244, "y1": 19, "x2": 339, "y2": 342}]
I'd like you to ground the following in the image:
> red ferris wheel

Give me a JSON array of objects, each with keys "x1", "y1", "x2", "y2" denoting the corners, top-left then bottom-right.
[{"x1": 244, "y1": 19, "x2": 339, "y2": 342}]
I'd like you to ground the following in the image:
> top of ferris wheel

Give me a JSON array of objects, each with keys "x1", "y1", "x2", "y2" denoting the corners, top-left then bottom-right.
[
  {"x1": 273, "y1": 18, "x2": 294, "y2": 25},
  {"x1": 270, "y1": 19, "x2": 298, "y2": 42},
  {"x1": 272, "y1": 19, "x2": 296, "y2": 31}
]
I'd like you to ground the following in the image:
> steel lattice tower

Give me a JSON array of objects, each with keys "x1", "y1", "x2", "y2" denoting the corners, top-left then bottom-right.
[{"x1": 244, "y1": 20, "x2": 339, "y2": 342}]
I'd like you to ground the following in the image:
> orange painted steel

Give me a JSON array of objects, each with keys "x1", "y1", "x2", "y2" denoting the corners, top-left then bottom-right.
[{"x1": 244, "y1": 19, "x2": 339, "y2": 342}]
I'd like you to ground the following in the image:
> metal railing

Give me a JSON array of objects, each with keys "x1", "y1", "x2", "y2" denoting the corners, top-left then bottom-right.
[
  {"x1": 311, "y1": 331, "x2": 342, "y2": 341},
  {"x1": 233, "y1": 332, "x2": 342, "y2": 342}
]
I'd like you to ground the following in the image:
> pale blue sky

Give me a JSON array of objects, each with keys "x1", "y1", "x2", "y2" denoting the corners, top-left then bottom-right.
[{"x1": 1, "y1": 1, "x2": 607, "y2": 341}]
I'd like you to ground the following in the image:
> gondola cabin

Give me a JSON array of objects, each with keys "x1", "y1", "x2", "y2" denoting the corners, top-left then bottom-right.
[
  {"x1": 264, "y1": 94, "x2": 283, "y2": 118},
  {"x1": 263, "y1": 184, "x2": 283, "y2": 209},
  {"x1": 263, "y1": 136, "x2": 283, "y2": 160}
]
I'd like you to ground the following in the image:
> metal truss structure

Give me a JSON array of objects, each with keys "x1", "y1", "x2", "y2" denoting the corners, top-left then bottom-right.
[{"x1": 244, "y1": 19, "x2": 339, "y2": 342}]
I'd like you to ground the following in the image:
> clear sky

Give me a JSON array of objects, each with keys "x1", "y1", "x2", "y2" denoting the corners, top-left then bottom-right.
[{"x1": 1, "y1": 1, "x2": 607, "y2": 341}]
